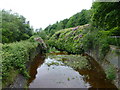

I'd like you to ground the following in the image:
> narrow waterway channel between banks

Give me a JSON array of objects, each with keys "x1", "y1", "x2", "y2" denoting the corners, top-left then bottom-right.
[{"x1": 27, "y1": 53, "x2": 117, "y2": 89}]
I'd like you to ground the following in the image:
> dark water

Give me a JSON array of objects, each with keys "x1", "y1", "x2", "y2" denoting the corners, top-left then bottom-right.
[
  {"x1": 27, "y1": 53, "x2": 117, "y2": 89},
  {"x1": 79, "y1": 55, "x2": 117, "y2": 88}
]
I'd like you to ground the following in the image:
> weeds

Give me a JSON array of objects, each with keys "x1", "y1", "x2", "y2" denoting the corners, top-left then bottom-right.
[{"x1": 105, "y1": 65, "x2": 116, "y2": 81}]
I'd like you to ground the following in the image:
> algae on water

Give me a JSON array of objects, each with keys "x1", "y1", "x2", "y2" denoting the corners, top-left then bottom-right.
[{"x1": 49, "y1": 55, "x2": 90, "y2": 70}]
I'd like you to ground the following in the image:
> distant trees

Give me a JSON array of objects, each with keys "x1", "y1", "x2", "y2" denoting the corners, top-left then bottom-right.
[
  {"x1": 2, "y1": 10, "x2": 33, "y2": 43},
  {"x1": 34, "y1": 28, "x2": 48, "y2": 40},
  {"x1": 44, "y1": 2, "x2": 120, "y2": 37},
  {"x1": 66, "y1": 9, "x2": 91, "y2": 28},
  {"x1": 44, "y1": 9, "x2": 91, "y2": 36}
]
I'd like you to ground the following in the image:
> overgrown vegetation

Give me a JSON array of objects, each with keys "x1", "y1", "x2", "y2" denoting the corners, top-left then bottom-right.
[
  {"x1": 1, "y1": 1, "x2": 120, "y2": 88},
  {"x1": 1, "y1": 10, "x2": 33, "y2": 43},
  {"x1": 105, "y1": 65, "x2": 116, "y2": 81},
  {"x1": 82, "y1": 30, "x2": 120, "y2": 59},
  {"x1": 49, "y1": 55, "x2": 90, "y2": 70},
  {"x1": 48, "y1": 25, "x2": 90, "y2": 54},
  {"x1": 47, "y1": 47, "x2": 60, "y2": 53},
  {"x1": 91, "y1": 2, "x2": 120, "y2": 35},
  {"x1": 1, "y1": 40, "x2": 45, "y2": 87},
  {"x1": 47, "y1": 2, "x2": 120, "y2": 60},
  {"x1": 44, "y1": 9, "x2": 91, "y2": 36},
  {"x1": 45, "y1": 2, "x2": 120, "y2": 83},
  {"x1": 1, "y1": 9, "x2": 48, "y2": 88}
]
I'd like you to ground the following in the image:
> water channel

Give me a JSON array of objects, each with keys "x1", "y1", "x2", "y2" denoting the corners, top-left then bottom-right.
[{"x1": 27, "y1": 53, "x2": 117, "y2": 89}]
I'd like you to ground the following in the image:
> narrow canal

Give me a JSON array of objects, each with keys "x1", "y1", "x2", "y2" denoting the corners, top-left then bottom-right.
[{"x1": 27, "y1": 53, "x2": 117, "y2": 89}]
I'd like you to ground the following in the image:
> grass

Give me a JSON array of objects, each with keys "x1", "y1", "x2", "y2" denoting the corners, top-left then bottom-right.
[{"x1": 105, "y1": 65, "x2": 116, "y2": 81}]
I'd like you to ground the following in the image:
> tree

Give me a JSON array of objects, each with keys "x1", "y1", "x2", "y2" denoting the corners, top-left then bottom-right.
[
  {"x1": 66, "y1": 9, "x2": 91, "y2": 28},
  {"x1": 2, "y1": 10, "x2": 33, "y2": 43},
  {"x1": 44, "y1": 9, "x2": 91, "y2": 36},
  {"x1": 92, "y1": 2, "x2": 120, "y2": 35}
]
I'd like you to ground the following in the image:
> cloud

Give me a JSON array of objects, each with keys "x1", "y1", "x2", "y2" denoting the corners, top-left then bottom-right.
[{"x1": 1, "y1": 0, "x2": 92, "y2": 29}]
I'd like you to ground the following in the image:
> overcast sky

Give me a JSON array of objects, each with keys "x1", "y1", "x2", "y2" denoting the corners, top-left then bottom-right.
[{"x1": 1, "y1": 0, "x2": 93, "y2": 29}]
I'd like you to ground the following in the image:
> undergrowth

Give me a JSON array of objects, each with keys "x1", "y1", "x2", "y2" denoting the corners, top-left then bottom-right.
[{"x1": 1, "y1": 39, "x2": 45, "y2": 87}]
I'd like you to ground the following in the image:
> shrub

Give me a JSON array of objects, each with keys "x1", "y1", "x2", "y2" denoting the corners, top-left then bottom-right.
[
  {"x1": 48, "y1": 27, "x2": 84, "y2": 54},
  {"x1": 29, "y1": 35, "x2": 40, "y2": 42},
  {"x1": 105, "y1": 65, "x2": 116, "y2": 81},
  {"x1": 1, "y1": 40, "x2": 44, "y2": 87},
  {"x1": 48, "y1": 25, "x2": 120, "y2": 60}
]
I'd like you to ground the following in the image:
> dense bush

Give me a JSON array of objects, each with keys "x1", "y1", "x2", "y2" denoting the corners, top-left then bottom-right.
[
  {"x1": 48, "y1": 25, "x2": 90, "y2": 54},
  {"x1": 34, "y1": 30, "x2": 48, "y2": 41},
  {"x1": 1, "y1": 10, "x2": 33, "y2": 43},
  {"x1": 82, "y1": 28, "x2": 120, "y2": 58},
  {"x1": 48, "y1": 24, "x2": 120, "y2": 60},
  {"x1": 1, "y1": 40, "x2": 45, "y2": 87},
  {"x1": 44, "y1": 9, "x2": 91, "y2": 36},
  {"x1": 105, "y1": 65, "x2": 116, "y2": 81}
]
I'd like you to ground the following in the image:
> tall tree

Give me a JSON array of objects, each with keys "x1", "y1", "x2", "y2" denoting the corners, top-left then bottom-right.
[{"x1": 2, "y1": 10, "x2": 33, "y2": 43}]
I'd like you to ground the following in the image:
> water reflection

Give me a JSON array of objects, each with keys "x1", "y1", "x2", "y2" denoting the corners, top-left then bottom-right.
[
  {"x1": 28, "y1": 53, "x2": 117, "y2": 89},
  {"x1": 28, "y1": 57, "x2": 90, "y2": 88},
  {"x1": 28, "y1": 54, "x2": 45, "y2": 84}
]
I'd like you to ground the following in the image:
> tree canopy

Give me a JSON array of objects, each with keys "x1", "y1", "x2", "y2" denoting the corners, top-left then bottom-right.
[
  {"x1": 1, "y1": 10, "x2": 33, "y2": 43},
  {"x1": 44, "y1": 9, "x2": 91, "y2": 36},
  {"x1": 92, "y1": 2, "x2": 120, "y2": 35}
]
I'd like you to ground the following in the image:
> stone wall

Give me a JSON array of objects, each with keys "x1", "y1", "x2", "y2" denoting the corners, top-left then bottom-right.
[
  {"x1": 105, "y1": 45, "x2": 120, "y2": 68},
  {"x1": 86, "y1": 45, "x2": 120, "y2": 68},
  {"x1": 86, "y1": 45, "x2": 120, "y2": 88}
]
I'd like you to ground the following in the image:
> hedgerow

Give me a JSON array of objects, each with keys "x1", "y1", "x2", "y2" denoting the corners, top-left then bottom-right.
[{"x1": 1, "y1": 40, "x2": 45, "y2": 87}]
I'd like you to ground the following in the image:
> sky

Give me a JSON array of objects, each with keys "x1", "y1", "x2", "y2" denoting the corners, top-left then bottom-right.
[{"x1": 1, "y1": 0, "x2": 93, "y2": 29}]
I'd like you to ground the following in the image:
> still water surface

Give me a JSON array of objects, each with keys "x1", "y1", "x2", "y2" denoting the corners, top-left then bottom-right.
[{"x1": 28, "y1": 53, "x2": 117, "y2": 88}]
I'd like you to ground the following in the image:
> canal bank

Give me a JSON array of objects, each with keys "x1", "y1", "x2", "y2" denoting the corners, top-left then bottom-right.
[
  {"x1": 5, "y1": 44, "x2": 119, "y2": 89},
  {"x1": 86, "y1": 45, "x2": 120, "y2": 88},
  {"x1": 27, "y1": 52, "x2": 117, "y2": 89},
  {"x1": 3, "y1": 38, "x2": 47, "y2": 88}
]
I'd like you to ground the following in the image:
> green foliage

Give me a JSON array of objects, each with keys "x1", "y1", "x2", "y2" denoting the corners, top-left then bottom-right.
[
  {"x1": 48, "y1": 23, "x2": 119, "y2": 60},
  {"x1": 2, "y1": 10, "x2": 33, "y2": 43},
  {"x1": 29, "y1": 35, "x2": 40, "y2": 42},
  {"x1": 110, "y1": 27, "x2": 120, "y2": 36},
  {"x1": 92, "y1": 2, "x2": 120, "y2": 36},
  {"x1": 47, "y1": 47, "x2": 60, "y2": 53},
  {"x1": 81, "y1": 33, "x2": 94, "y2": 51},
  {"x1": 45, "y1": 61, "x2": 63, "y2": 67},
  {"x1": 66, "y1": 9, "x2": 91, "y2": 28},
  {"x1": 48, "y1": 25, "x2": 90, "y2": 54},
  {"x1": 44, "y1": 9, "x2": 91, "y2": 36},
  {"x1": 105, "y1": 65, "x2": 116, "y2": 81},
  {"x1": 46, "y1": 2, "x2": 120, "y2": 57},
  {"x1": 82, "y1": 29, "x2": 111, "y2": 59},
  {"x1": 34, "y1": 30, "x2": 48, "y2": 40},
  {"x1": 49, "y1": 55, "x2": 90, "y2": 69},
  {"x1": 1, "y1": 40, "x2": 40, "y2": 87}
]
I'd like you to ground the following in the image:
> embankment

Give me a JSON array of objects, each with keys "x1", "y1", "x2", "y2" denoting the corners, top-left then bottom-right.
[
  {"x1": 1, "y1": 38, "x2": 46, "y2": 88},
  {"x1": 48, "y1": 24, "x2": 90, "y2": 54},
  {"x1": 86, "y1": 45, "x2": 120, "y2": 88},
  {"x1": 47, "y1": 24, "x2": 120, "y2": 88}
]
